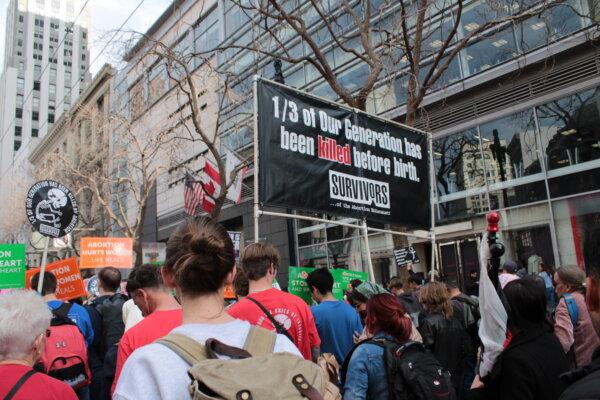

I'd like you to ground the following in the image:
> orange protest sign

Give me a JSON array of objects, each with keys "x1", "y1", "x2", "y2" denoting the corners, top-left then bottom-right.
[
  {"x1": 224, "y1": 284, "x2": 236, "y2": 299},
  {"x1": 26, "y1": 257, "x2": 86, "y2": 300},
  {"x1": 80, "y1": 237, "x2": 133, "y2": 269}
]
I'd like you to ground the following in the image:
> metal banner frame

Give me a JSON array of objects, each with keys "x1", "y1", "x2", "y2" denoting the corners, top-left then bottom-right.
[{"x1": 253, "y1": 76, "x2": 437, "y2": 282}]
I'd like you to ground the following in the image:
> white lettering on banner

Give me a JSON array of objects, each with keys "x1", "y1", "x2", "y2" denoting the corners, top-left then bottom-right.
[
  {"x1": 0, "y1": 259, "x2": 22, "y2": 267},
  {"x1": 280, "y1": 126, "x2": 315, "y2": 156},
  {"x1": 329, "y1": 170, "x2": 390, "y2": 209}
]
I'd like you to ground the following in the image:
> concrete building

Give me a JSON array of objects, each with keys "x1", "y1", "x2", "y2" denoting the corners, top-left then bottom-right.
[
  {"x1": 117, "y1": 0, "x2": 600, "y2": 287},
  {"x1": 29, "y1": 63, "x2": 114, "y2": 234},
  {"x1": 0, "y1": 0, "x2": 90, "y2": 238}
]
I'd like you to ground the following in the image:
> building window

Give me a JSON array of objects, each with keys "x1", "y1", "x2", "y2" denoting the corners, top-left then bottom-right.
[
  {"x1": 32, "y1": 111, "x2": 39, "y2": 121},
  {"x1": 536, "y1": 86, "x2": 600, "y2": 171},
  {"x1": 15, "y1": 126, "x2": 22, "y2": 137},
  {"x1": 15, "y1": 108, "x2": 22, "y2": 118},
  {"x1": 33, "y1": 97, "x2": 40, "y2": 109},
  {"x1": 17, "y1": 39, "x2": 23, "y2": 47},
  {"x1": 34, "y1": 65, "x2": 41, "y2": 79},
  {"x1": 49, "y1": 84, "x2": 56, "y2": 98},
  {"x1": 49, "y1": 100, "x2": 55, "y2": 110},
  {"x1": 18, "y1": 15, "x2": 23, "y2": 23},
  {"x1": 14, "y1": 140, "x2": 21, "y2": 151},
  {"x1": 48, "y1": 114, "x2": 55, "y2": 123},
  {"x1": 479, "y1": 110, "x2": 541, "y2": 183},
  {"x1": 434, "y1": 128, "x2": 485, "y2": 197},
  {"x1": 33, "y1": 81, "x2": 40, "y2": 91},
  {"x1": 50, "y1": 68, "x2": 57, "y2": 81},
  {"x1": 32, "y1": 128, "x2": 39, "y2": 137},
  {"x1": 464, "y1": 27, "x2": 519, "y2": 76},
  {"x1": 51, "y1": 0, "x2": 60, "y2": 11},
  {"x1": 16, "y1": 94, "x2": 23, "y2": 107},
  {"x1": 17, "y1": 78, "x2": 24, "y2": 91},
  {"x1": 35, "y1": 18, "x2": 44, "y2": 27}
]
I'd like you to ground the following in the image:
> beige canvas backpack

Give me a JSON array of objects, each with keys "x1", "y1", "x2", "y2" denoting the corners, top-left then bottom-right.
[{"x1": 157, "y1": 326, "x2": 341, "y2": 400}]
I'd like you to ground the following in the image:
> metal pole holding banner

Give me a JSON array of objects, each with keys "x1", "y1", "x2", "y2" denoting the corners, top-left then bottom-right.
[
  {"x1": 36, "y1": 236, "x2": 51, "y2": 294},
  {"x1": 361, "y1": 218, "x2": 376, "y2": 283},
  {"x1": 253, "y1": 75, "x2": 260, "y2": 243},
  {"x1": 428, "y1": 131, "x2": 437, "y2": 282}
]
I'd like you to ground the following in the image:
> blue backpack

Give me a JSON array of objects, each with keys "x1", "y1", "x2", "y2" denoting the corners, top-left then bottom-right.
[
  {"x1": 563, "y1": 293, "x2": 579, "y2": 327},
  {"x1": 562, "y1": 293, "x2": 579, "y2": 368}
]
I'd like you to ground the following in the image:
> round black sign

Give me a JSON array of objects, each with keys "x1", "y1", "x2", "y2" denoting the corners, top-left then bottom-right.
[{"x1": 25, "y1": 180, "x2": 79, "y2": 238}]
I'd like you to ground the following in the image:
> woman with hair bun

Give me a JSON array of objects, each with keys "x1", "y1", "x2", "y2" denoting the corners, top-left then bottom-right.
[
  {"x1": 342, "y1": 293, "x2": 414, "y2": 399},
  {"x1": 113, "y1": 217, "x2": 301, "y2": 400}
]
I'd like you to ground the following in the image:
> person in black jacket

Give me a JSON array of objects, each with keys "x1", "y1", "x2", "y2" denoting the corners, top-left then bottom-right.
[
  {"x1": 469, "y1": 276, "x2": 569, "y2": 400},
  {"x1": 418, "y1": 281, "x2": 471, "y2": 395},
  {"x1": 559, "y1": 226, "x2": 600, "y2": 400}
]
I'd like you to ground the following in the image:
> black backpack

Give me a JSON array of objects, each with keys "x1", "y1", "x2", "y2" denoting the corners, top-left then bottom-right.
[
  {"x1": 342, "y1": 339, "x2": 456, "y2": 400},
  {"x1": 453, "y1": 296, "x2": 481, "y2": 346},
  {"x1": 94, "y1": 293, "x2": 127, "y2": 357}
]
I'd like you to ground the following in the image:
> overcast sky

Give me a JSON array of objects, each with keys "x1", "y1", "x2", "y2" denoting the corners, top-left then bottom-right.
[{"x1": 0, "y1": 0, "x2": 171, "y2": 74}]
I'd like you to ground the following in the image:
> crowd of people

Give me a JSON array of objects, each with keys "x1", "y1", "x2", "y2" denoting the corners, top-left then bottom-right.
[{"x1": 1, "y1": 216, "x2": 600, "y2": 400}]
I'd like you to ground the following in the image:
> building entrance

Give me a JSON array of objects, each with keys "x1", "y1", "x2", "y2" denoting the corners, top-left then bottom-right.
[{"x1": 438, "y1": 237, "x2": 480, "y2": 291}]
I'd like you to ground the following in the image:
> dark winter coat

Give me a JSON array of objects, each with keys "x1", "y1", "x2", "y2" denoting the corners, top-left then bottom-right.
[
  {"x1": 469, "y1": 326, "x2": 569, "y2": 400},
  {"x1": 418, "y1": 312, "x2": 471, "y2": 389},
  {"x1": 559, "y1": 346, "x2": 600, "y2": 400}
]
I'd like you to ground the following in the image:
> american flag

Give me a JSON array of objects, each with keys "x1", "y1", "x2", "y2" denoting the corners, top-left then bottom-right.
[{"x1": 183, "y1": 173, "x2": 203, "y2": 216}]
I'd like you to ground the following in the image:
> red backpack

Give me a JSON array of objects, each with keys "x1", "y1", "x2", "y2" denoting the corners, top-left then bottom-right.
[{"x1": 39, "y1": 303, "x2": 91, "y2": 389}]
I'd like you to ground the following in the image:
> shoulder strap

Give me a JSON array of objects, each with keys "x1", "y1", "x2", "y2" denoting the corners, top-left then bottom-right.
[
  {"x1": 243, "y1": 325, "x2": 277, "y2": 356},
  {"x1": 3, "y1": 370, "x2": 36, "y2": 400},
  {"x1": 156, "y1": 333, "x2": 208, "y2": 366},
  {"x1": 51, "y1": 302, "x2": 74, "y2": 326},
  {"x1": 53, "y1": 302, "x2": 72, "y2": 318},
  {"x1": 563, "y1": 293, "x2": 579, "y2": 327},
  {"x1": 245, "y1": 297, "x2": 294, "y2": 343},
  {"x1": 340, "y1": 338, "x2": 384, "y2": 386}
]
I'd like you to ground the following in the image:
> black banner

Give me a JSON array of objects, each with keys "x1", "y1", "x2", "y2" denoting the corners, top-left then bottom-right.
[{"x1": 257, "y1": 79, "x2": 430, "y2": 228}]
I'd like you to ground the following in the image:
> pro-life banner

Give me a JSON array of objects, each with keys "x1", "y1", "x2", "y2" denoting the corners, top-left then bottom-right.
[
  {"x1": 288, "y1": 266, "x2": 369, "y2": 305},
  {"x1": 80, "y1": 237, "x2": 133, "y2": 269},
  {"x1": 257, "y1": 79, "x2": 430, "y2": 228},
  {"x1": 26, "y1": 258, "x2": 86, "y2": 300}
]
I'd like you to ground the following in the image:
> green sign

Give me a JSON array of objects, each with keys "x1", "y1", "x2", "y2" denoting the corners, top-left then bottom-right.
[
  {"x1": 288, "y1": 266, "x2": 315, "y2": 304},
  {"x1": 0, "y1": 244, "x2": 26, "y2": 289},
  {"x1": 331, "y1": 269, "x2": 369, "y2": 300},
  {"x1": 288, "y1": 266, "x2": 369, "y2": 304}
]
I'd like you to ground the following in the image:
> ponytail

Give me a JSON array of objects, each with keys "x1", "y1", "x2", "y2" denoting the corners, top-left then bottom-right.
[{"x1": 366, "y1": 294, "x2": 412, "y2": 342}]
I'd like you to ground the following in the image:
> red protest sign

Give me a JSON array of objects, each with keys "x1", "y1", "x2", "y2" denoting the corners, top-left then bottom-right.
[{"x1": 26, "y1": 257, "x2": 86, "y2": 300}]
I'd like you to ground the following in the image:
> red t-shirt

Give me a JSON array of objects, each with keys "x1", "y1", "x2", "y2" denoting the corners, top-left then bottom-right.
[
  {"x1": 112, "y1": 308, "x2": 183, "y2": 395},
  {"x1": 0, "y1": 364, "x2": 77, "y2": 400},
  {"x1": 228, "y1": 289, "x2": 320, "y2": 360}
]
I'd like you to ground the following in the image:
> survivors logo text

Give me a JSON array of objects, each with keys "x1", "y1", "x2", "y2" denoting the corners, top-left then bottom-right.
[{"x1": 329, "y1": 170, "x2": 390, "y2": 209}]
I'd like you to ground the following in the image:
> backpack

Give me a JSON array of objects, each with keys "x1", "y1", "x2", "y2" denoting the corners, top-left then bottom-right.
[
  {"x1": 562, "y1": 293, "x2": 580, "y2": 368},
  {"x1": 157, "y1": 326, "x2": 341, "y2": 400},
  {"x1": 341, "y1": 339, "x2": 456, "y2": 400},
  {"x1": 39, "y1": 303, "x2": 92, "y2": 389},
  {"x1": 94, "y1": 293, "x2": 127, "y2": 357},
  {"x1": 454, "y1": 296, "x2": 480, "y2": 345}
]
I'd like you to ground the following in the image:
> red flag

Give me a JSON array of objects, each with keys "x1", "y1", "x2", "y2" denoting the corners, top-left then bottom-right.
[{"x1": 200, "y1": 160, "x2": 221, "y2": 214}]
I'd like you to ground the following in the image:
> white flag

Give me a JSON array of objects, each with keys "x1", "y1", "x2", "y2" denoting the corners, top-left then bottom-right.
[
  {"x1": 225, "y1": 151, "x2": 246, "y2": 204},
  {"x1": 478, "y1": 232, "x2": 508, "y2": 378}
]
